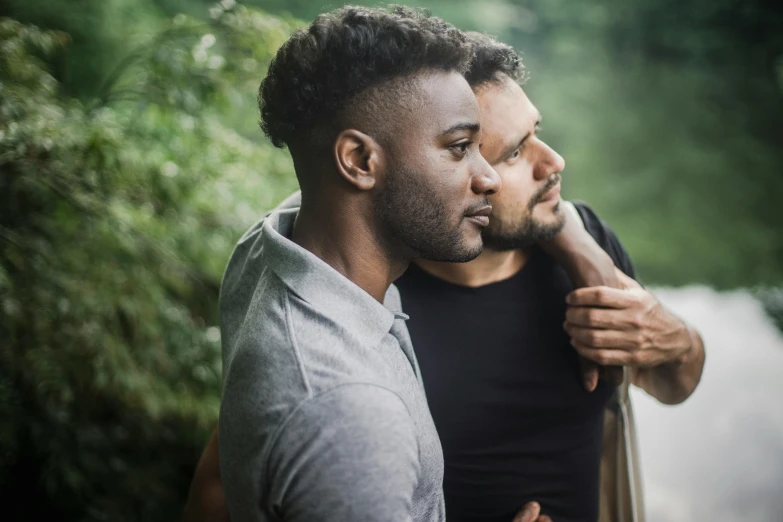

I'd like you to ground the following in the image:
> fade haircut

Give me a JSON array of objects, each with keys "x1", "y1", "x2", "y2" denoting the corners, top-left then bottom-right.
[
  {"x1": 259, "y1": 5, "x2": 473, "y2": 152},
  {"x1": 463, "y1": 31, "x2": 529, "y2": 89}
]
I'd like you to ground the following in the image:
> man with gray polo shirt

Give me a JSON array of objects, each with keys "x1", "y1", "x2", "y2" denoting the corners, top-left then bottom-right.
[{"x1": 217, "y1": 6, "x2": 508, "y2": 522}]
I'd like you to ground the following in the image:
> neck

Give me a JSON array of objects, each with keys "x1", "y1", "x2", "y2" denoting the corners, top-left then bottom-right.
[
  {"x1": 415, "y1": 247, "x2": 530, "y2": 288},
  {"x1": 291, "y1": 194, "x2": 407, "y2": 303}
]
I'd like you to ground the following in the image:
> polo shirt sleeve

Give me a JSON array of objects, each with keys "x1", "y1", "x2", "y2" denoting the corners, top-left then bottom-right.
[{"x1": 264, "y1": 384, "x2": 421, "y2": 522}]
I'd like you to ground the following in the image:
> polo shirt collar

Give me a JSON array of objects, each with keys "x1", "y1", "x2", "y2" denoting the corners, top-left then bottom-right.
[{"x1": 261, "y1": 208, "x2": 403, "y2": 345}]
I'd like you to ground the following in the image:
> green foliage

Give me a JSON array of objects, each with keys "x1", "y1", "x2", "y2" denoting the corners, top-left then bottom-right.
[
  {"x1": 0, "y1": 4, "x2": 298, "y2": 519},
  {"x1": 506, "y1": 0, "x2": 783, "y2": 288}
]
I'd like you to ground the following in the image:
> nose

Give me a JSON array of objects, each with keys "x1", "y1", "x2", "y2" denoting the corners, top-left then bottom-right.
[
  {"x1": 534, "y1": 141, "x2": 566, "y2": 181},
  {"x1": 471, "y1": 154, "x2": 502, "y2": 196}
]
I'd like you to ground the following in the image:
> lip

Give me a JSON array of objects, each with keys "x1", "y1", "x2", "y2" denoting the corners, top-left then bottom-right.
[
  {"x1": 539, "y1": 183, "x2": 561, "y2": 203},
  {"x1": 465, "y1": 205, "x2": 492, "y2": 227}
]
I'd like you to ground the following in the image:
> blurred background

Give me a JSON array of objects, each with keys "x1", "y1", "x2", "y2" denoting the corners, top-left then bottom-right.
[{"x1": 0, "y1": 0, "x2": 781, "y2": 520}]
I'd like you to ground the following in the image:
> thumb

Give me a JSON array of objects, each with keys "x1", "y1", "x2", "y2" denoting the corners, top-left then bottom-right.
[
  {"x1": 512, "y1": 501, "x2": 541, "y2": 522},
  {"x1": 579, "y1": 356, "x2": 600, "y2": 392}
]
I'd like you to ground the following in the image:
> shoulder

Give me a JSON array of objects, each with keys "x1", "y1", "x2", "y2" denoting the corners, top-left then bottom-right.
[{"x1": 571, "y1": 200, "x2": 636, "y2": 278}]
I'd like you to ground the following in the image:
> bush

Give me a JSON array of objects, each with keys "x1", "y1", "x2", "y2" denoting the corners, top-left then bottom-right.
[{"x1": 0, "y1": 3, "x2": 299, "y2": 519}]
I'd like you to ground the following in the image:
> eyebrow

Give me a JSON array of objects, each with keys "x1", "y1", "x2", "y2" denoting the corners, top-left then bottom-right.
[{"x1": 439, "y1": 122, "x2": 481, "y2": 138}]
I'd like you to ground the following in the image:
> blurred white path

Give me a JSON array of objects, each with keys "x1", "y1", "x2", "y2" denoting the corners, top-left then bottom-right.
[{"x1": 633, "y1": 287, "x2": 783, "y2": 522}]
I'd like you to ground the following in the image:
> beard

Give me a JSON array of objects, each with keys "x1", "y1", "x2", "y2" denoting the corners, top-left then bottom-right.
[
  {"x1": 373, "y1": 164, "x2": 484, "y2": 263},
  {"x1": 482, "y1": 174, "x2": 567, "y2": 251}
]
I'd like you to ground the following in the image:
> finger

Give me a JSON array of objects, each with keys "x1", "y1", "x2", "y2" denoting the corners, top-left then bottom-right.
[
  {"x1": 579, "y1": 356, "x2": 599, "y2": 392},
  {"x1": 512, "y1": 501, "x2": 541, "y2": 522},
  {"x1": 566, "y1": 286, "x2": 637, "y2": 309},
  {"x1": 614, "y1": 268, "x2": 642, "y2": 290},
  {"x1": 565, "y1": 307, "x2": 638, "y2": 330},
  {"x1": 537, "y1": 516, "x2": 553, "y2": 522},
  {"x1": 564, "y1": 325, "x2": 640, "y2": 350},
  {"x1": 600, "y1": 365, "x2": 625, "y2": 386},
  {"x1": 572, "y1": 341, "x2": 634, "y2": 366}
]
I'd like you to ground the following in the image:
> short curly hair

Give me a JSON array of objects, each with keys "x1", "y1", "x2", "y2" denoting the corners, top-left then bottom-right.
[
  {"x1": 463, "y1": 31, "x2": 529, "y2": 89},
  {"x1": 259, "y1": 5, "x2": 474, "y2": 150}
]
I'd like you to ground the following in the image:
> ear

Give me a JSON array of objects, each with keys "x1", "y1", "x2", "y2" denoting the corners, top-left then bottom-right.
[{"x1": 333, "y1": 129, "x2": 383, "y2": 191}]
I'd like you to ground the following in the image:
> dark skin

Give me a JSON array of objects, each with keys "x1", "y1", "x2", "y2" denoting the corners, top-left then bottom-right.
[{"x1": 290, "y1": 71, "x2": 500, "y2": 302}]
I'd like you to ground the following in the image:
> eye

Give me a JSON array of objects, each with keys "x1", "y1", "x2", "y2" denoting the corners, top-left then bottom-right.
[
  {"x1": 506, "y1": 146, "x2": 522, "y2": 164},
  {"x1": 450, "y1": 141, "x2": 472, "y2": 157}
]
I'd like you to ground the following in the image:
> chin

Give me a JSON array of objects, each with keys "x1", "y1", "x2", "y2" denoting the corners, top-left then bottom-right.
[
  {"x1": 452, "y1": 225, "x2": 485, "y2": 261},
  {"x1": 534, "y1": 203, "x2": 563, "y2": 225},
  {"x1": 457, "y1": 229, "x2": 485, "y2": 259},
  {"x1": 459, "y1": 241, "x2": 484, "y2": 262}
]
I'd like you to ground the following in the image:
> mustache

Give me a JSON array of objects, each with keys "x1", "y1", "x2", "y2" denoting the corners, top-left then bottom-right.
[
  {"x1": 464, "y1": 197, "x2": 492, "y2": 216},
  {"x1": 528, "y1": 173, "x2": 562, "y2": 210}
]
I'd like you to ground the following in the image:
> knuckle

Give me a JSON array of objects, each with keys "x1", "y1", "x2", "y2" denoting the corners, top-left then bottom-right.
[{"x1": 629, "y1": 313, "x2": 644, "y2": 329}]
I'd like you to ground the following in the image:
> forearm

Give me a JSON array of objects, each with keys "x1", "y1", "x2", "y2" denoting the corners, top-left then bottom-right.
[
  {"x1": 556, "y1": 238, "x2": 620, "y2": 289},
  {"x1": 543, "y1": 202, "x2": 625, "y2": 388},
  {"x1": 541, "y1": 201, "x2": 620, "y2": 289},
  {"x1": 182, "y1": 427, "x2": 229, "y2": 522},
  {"x1": 633, "y1": 325, "x2": 705, "y2": 405}
]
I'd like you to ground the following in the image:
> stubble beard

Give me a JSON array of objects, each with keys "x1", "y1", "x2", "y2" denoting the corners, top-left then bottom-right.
[
  {"x1": 374, "y1": 165, "x2": 484, "y2": 263},
  {"x1": 482, "y1": 174, "x2": 567, "y2": 251}
]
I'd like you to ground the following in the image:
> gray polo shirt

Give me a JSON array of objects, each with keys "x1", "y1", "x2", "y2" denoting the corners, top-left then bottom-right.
[{"x1": 218, "y1": 208, "x2": 445, "y2": 522}]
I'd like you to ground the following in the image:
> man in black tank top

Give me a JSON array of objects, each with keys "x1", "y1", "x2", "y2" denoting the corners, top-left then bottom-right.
[
  {"x1": 396, "y1": 204, "x2": 632, "y2": 522},
  {"x1": 392, "y1": 34, "x2": 706, "y2": 522}
]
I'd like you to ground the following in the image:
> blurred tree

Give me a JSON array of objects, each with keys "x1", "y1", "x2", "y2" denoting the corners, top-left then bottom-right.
[
  {"x1": 506, "y1": 0, "x2": 783, "y2": 288},
  {"x1": 0, "y1": 3, "x2": 298, "y2": 519},
  {"x1": 0, "y1": 0, "x2": 169, "y2": 99}
]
